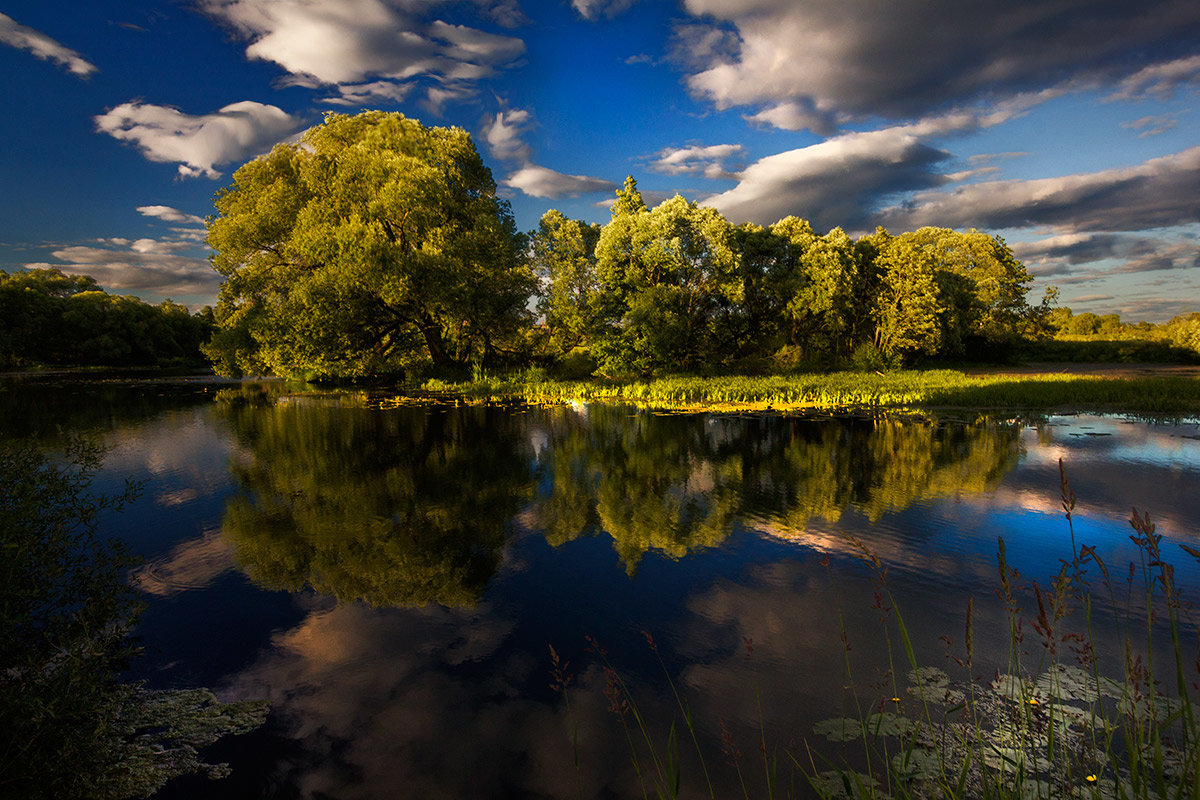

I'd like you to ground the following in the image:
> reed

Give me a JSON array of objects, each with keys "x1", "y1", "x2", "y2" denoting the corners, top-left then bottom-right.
[
  {"x1": 421, "y1": 370, "x2": 1200, "y2": 414},
  {"x1": 807, "y1": 460, "x2": 1200, "y2": 799},
  {"x1": 549, "y1": 461, "x2": 1200, "y2": 799}
]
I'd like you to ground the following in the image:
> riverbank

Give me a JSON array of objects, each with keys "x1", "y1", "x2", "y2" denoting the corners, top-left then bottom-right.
[{"x1": 416, "y1": 365, "x2": 1200, "y2": 414}]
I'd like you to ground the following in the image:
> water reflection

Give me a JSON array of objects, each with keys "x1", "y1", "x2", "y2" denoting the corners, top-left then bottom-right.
[
  {"x1": 217, "y1": 398, "x2": 1023, "y2": 596},
  {"x1": 215, "y1": 398, "x2": 535, "y2": 607},
  {"x1": 530, "y1": 406, "x2": 1022, "y2": 572},
  {"x1": 8, "y1": 376, "x2": 1199, "y2": 800}
]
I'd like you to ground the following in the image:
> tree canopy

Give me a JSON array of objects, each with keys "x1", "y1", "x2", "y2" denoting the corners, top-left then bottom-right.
[
  {"x1": 530, "y1": 179, "x2": 1037, "y2": 374},
  {"x1": 205, "y1": 111, "x2": 533, "y2": 380},
  {"x1": 0, "y1": 269, "x2": 212, "y2": 369}
]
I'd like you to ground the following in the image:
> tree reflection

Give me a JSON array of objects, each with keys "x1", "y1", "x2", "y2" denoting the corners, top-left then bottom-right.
[
  {"x1": 219, "y1": 397, "x2": 1022, "y2": 603},
  {"x1": 217, "y1": 399, "x2": 534, "y2": 607},
  {"x1": 534, "y1": 409, "x2": 1023, "y2": 570}
]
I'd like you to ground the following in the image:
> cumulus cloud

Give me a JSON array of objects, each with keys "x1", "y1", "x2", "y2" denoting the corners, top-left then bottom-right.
[
  {"x1": 94, "y1": 100, "x2": 301, "y2": 178},
  {"x1": 199, "y1": 0, "x2": 524, "y2": 105},
  {"x1": 483, "y1": 107, "x2": 534, "y2": 162},
  {"x1": 26, "y1": 237, "x2": 220, "y2": 297},
  {"x1": 649, "y1": 143, "x2": 743, "y2": 180},
  {"x1": 702, "y1": 124, "x2": 954, "y2": 229},
  {"x1": 743, "y1": 101, "x2": 837, "y2": 136},
  {"x1": 679, "y1": 0, "x2": 1200, "y2": 122},
  {"x1": 137, "y1": 205, "x2": 206, "y2": 225},
  {"x1": 503, "y1": 165, "x2": 617, "y2": 198},
  {"x1": 0, "y1": 12, "x2": 97, "y2": 77},
  {"x1": 876, "y1": 146, "x2": 1200, "y2": 234}
]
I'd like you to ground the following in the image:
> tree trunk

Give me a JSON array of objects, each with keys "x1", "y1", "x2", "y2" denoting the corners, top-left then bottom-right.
[{"x1": 419, "y1": 313, "x2": 453, "y2": 367}]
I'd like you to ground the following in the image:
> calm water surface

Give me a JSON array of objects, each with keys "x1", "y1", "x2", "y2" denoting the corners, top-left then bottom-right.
[{"x1": 4, "y1": 375, "x2": 1200, "y2": 799}]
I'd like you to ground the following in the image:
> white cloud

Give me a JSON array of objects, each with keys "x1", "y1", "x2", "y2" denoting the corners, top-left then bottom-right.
[
  {"x1": 138, "y1": 205, "x2": 206, "y2": 225},
  {"x1": 483, "y1": 107, "x2": 534, "y2": 162},
  {"x1": 1108, "y1": 54, "x2": 1200, "y2": 101},
  {"x1": 649, "y1": 143, "x2": 743, "y2": 179},
  {"x1": 743, "y1": 101, "x2": 837, "y2": 136},
  {"x1": 320, "y1": 80, "x2": 414, "y2": 107},
  {"x1": 504, "y1": 165, "x2": 617, "y2": 198},
  {"x1": 94, "y1": 100, "x2": 301, "y2": 179},
  {"x1": 0, "y1": 12, "x2": 97, "y2": 77},
  {"x1": 422, "y1": 83, "x2": 478, "y2": 115},
  {"x1": 702, "y1": 123, "x2": 954, "y2": 229},
  {"x1": 876, "y1": 146, "x2": 1200, "y2": 234},
  {"x1": 26, "y1": 238, "x2": 219, "y2": 298},
  {"x1": 1121, "y1": 113, "x2": 1182, "y2": 138},
  {"x1": 199, "y1": 0, "x2": 524, "y2": 101},
  {"x1": 680, "y1": 0, "x2": 1200, "y2": 122}
]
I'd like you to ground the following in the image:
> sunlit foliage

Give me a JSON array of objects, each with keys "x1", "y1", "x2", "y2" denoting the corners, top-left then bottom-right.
[{"x1": 204, "y1": 111, "x2": 533, "y2": 380}]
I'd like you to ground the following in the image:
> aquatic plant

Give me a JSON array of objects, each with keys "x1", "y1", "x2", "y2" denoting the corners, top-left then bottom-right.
[
  {"x1": 807, "y1": 461, "x2": 1200, "y2": 799},
  {"x1": 0, "y1": 439, "x2": 268, "y2": 799},
  {"x1": 551, "y1": 461, "x2": 1200, "y2": 799}
]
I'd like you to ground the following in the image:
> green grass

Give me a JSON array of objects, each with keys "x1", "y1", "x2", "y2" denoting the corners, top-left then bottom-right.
[{"x1": 416, "y1": 369, "x2": 1200, "y2": 414}]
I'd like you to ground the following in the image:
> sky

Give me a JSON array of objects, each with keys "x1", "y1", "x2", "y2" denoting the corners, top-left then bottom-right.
[{"x1": 0, "y1": 0, "x2": 1197, "y2": 321}]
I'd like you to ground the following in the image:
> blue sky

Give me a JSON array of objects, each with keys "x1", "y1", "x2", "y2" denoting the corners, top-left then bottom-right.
[{"x1": 1, "y1": 0, "x2": 1197, "y2": 320}]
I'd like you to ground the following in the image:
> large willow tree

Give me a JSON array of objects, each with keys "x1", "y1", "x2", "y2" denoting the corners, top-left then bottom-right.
[{"x1": 204, "y1": 111, "x2": 533, "y2": 379}]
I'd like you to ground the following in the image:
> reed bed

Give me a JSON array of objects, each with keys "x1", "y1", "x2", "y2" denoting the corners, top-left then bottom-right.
[{"x1": 419, "y1": 369, "x2": 1200, "y2": 414}]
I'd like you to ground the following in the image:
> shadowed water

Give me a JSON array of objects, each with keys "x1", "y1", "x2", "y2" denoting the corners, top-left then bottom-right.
[{"x1": 3, "y1": 375, "x2": 1199, "y2": 799}]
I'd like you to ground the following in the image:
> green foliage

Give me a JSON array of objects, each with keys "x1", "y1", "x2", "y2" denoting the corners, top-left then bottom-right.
[
  {"x1": 1026, "y1": 305, "x2": 1200, "y2": 363},
  {"x1": 532, "y1": 209, "x2": 603, "y2": 353},
  {"x1": 429, "y1": 368, "x2": 1200, "y2": 414},
  {"x1": 0, "y1": 440, "x2": 266, "y2": 799},
  {"x1": 205, "y1": 111, "x2": 534, "y2": 379},
  {"x1": 535, "y1": 184, "x2": 1040, "y2": 375},
  {"x1": 0, "y1": 268, "x2": 213, "y2": 369},
  {"x1": 593, "y1": 190, "x2": 742, "y2": 375}
]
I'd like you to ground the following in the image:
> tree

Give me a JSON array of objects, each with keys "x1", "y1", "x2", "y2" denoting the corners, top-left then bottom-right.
[
  {"x1": 593, "y1": 185, "x2": 741, "y2": 374},
  {"x1": 204, "y1": 111, "x2": 533, "y2": 379},
  {"x1": 530, "y1": 209, "x2": 602, "y2": 353},
  {"x1": 790, "y1": 226, "x2": 863, "y2": 358},
  {"x1": 872, "y1": 231, "x2": 943, "y2": 359}
]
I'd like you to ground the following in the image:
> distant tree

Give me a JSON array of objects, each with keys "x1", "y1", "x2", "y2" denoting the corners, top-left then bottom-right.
[
  {"x1": 1164, "y1": 313, "x2": 1200, "y2": 353},
  {"x1": 1063, "y1": 311, "x2": 1102, "y2": 336},
  {"x1": 204, "y1": 111, "x2": 533, "y2": 379},
  {"x1": 0, "y1": 269, "x2": 211, "y2": 368}
]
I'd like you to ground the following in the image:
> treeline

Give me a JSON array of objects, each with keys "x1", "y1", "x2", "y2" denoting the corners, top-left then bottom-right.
[
  {"x1": 200, "y1": 113, "x2": 1038, "y2": 381},
  {"x1": 192, "y1": 113, "x2": 1195, "y2": 381},
  {"x1": 531, "y1": 178, "x2": 1034, "y2": 375},
  {"x1": 1035, "y1": 305, "x2": 1200, "y2": 362},
  {"x1": 0, "y1": 269, "x2": 214, "y2": 370}
]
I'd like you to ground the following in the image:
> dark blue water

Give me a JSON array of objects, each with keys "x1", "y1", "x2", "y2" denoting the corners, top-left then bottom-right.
[{"x1": 4, "y1": 375, "x2": 1199, "y2": 799}]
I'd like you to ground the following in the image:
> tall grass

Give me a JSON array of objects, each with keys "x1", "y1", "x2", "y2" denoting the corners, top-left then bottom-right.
[
  {"x1": 551, "y1": 462, "x2": 1200, "y2": 799},
  {"x1": 419, "y1": 370, "x2": 1200, "y2": 414},
  {"x1": 804, "y1": 461, "x2": 1200, "y2": 799}
]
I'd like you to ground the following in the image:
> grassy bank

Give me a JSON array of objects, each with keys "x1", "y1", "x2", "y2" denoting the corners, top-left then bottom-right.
[{"x1": 417, "y1": 368, "x2": 1200, "y2": 414}]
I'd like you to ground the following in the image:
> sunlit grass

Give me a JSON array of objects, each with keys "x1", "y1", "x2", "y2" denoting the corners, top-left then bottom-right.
[{"x1": 416, "y1": 369, "x2": 1200, "y2": 414}]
